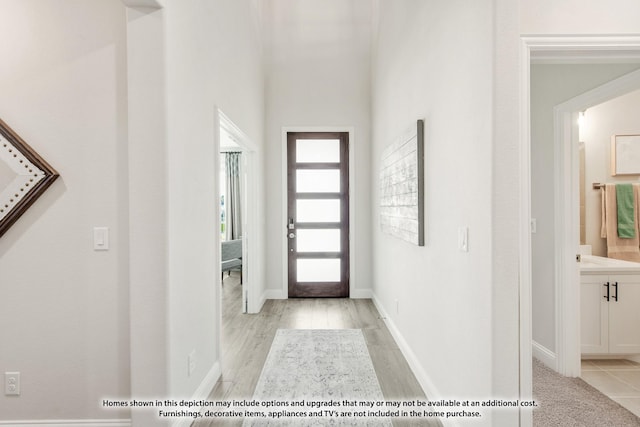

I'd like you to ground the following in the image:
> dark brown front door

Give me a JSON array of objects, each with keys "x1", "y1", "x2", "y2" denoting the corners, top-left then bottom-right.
[{"x1": 287, "y1": 132, "x2": 349, "y2": 297}]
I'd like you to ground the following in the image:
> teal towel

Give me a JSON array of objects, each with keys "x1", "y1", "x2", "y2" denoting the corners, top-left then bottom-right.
[{"x1": 617, "y1": 184, "x2": 636, "y2": 238}]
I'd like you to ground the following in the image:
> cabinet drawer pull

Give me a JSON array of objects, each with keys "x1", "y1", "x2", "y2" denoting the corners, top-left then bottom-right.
[
  {"x1": 604, "y1": 282, "x2": 610, "y2": 301},
  {"x1": 613, "y1": 282, "x2": 618, "y2": 302}
]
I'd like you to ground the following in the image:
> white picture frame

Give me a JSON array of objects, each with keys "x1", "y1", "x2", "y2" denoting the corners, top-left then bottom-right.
[{"x1": 611, "y1": 134, "x2": 640, "y2": 176}]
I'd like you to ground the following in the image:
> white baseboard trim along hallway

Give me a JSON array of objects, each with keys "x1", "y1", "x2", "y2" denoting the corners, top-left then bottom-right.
[
  {"x1": 172, "y1": 362, "x2": 222, "y2": 427},
  {"x1": 372, "y1": 295, "x2": 458, "y2": 427}
]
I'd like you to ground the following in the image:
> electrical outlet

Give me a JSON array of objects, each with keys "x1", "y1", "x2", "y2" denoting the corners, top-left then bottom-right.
[
  {"x1": 188, "y1": 350, "x2": 196, "y2": 377},
  {"x1": 5, "y1": 372, "x2": 20, "y2": 396}
]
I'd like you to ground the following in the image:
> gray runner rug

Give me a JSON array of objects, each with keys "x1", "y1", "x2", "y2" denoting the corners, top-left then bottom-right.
[{"x1": 243, "y1": 329, "x2": 392, "y2": 426}]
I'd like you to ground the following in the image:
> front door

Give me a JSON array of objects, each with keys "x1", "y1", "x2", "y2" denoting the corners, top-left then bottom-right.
[{"x1": 287, "y1": 132, "x2": 349, "y2": 297}]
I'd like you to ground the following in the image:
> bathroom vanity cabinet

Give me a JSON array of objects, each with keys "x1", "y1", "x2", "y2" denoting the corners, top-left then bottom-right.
[{"x1": 580, "y1": 256, "x2": 640, "y2": 355}]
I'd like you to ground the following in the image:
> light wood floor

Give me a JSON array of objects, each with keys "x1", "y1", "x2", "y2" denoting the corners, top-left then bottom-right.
[{"x1": 193, "y1": 272, "x2": 442, "y2": 426}]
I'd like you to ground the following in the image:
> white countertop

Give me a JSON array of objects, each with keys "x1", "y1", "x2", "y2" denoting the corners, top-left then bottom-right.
[{"x1": 580, "y1": 255, "x2": 640, "y2": 273}]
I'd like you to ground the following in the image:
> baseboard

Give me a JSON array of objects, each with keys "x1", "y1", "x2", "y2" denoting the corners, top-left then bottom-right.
[
  {"x1": 262, "y1": 289, "x2": 372, "y2": 300},
  {"x1": 172, "y1": 362, "x2": 221, "y2": 427},
  {"x1": 251, "y1": 288, "x2": 267, "y2": 313},
  {"x1": 371, "y1": 294, "x2": 458, "y2": 427},
  {"x1": 532, "y1": 340, "x2": 557, "y2": 371},
  {"x1": 350, "y1": 288, "x2": 373, "y2": 299},
  {"x1": 262, "y1": 289, "x2": 287, "y2": 300},
  {"x1": 0, "y1": 420, "x2": 131, "y2": 427}
]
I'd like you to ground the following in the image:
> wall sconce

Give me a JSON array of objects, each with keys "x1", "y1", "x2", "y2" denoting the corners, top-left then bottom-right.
[{"x1": 578, "y1": 110, "x2": 587, "y2": 129}]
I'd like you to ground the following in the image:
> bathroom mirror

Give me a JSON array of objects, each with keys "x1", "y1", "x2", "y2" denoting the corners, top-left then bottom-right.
[{"x1": 0, "y1": 118, "x2": 59, "y2": 238}]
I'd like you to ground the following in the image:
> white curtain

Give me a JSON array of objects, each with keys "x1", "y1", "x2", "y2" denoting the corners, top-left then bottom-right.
[{"x1": 225, "y1": 152, "x2": 242, "y2": 241}]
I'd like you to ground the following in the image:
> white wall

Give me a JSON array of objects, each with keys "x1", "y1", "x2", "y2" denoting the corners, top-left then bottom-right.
[
  {"x1": 582, "y1": 89, "x2": 640, "y2": 257},
  {"x1": 530, "y1": 64, "x2": 640, "y2": 354},
  {"x1": 0, "y1": 0, "x2": 130, "y2": 422},
  {"x1": 372, "y1": 1, "x2": 500, "y2": 424},
  {"x1": 162, "y1": 0, "x2": 265, "y2": 402},
  {"x1": 492, "y1": 2, "x2": 520, "y2": 419},
  {"x1": 263, "y1": 0, "x2": 372, "y2": 298},
  {"x1": 520, "y1": 0, "x2": 640, "y2": 35},
  {"x1": 126, "y1": 6, "x2": 170, "y2": 426}
]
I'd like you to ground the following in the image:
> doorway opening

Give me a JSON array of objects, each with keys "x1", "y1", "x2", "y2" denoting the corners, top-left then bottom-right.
[
  {"x1": 215, "y1": 109, "x2": 258, "y2": 323},
  {"x1": 540, "y1": 61, "x2": 640, "y2": 426},
  {"x1": 521, "y1": 36, "x2": 640, "y2": 427},
  {"x1": 220, "y1": 140, "x2": 245, "y2": 309},
  {"x1": 551, "y1": 67, "x2": 640, "y2": 377}
]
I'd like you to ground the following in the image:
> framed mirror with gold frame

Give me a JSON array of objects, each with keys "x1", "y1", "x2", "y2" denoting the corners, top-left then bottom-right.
[{"x1": 0, "y1": 118, "x2": 59, "y2": 238}]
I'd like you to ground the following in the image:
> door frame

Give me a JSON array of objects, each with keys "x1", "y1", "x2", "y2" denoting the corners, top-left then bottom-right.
[
  {"x1": 519, "y1": 35, "x2": 640, "y2": 427},
  {"x1": 281, "y1": 126, "x2": 356, "y2": 299}
]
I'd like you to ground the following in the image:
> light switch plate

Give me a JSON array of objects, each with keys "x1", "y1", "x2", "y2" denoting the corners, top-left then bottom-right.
[{"x1": 93, "y1": 227, "x2": 109, "y2": 251}]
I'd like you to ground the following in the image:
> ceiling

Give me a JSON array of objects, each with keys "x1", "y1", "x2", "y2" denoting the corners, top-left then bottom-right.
[{"x1": 259, "y1": 0, "x2": 374, "y2": 62}]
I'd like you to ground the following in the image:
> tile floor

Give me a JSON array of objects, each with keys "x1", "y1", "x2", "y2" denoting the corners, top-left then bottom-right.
[{"x1": 581, "y1": 359, "x2": 640, "y2": 417}]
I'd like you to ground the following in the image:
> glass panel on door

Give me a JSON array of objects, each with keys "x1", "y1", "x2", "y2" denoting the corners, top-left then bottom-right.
[
  {"x1": 296, "y1": 139, "x2": 340, "y2": 163},
  {"x1": 297, "y1": 259, "x2": 341, "y2": 282},
  {"x1": 296, "y1": 199, "x2": 340, "y2": 223},
  {"x1": 296, "y1": 169, "x2": 340, "y2": 193},
  {"x1": 296, "y1": 229, "x2": 341, "y2": 252}
]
